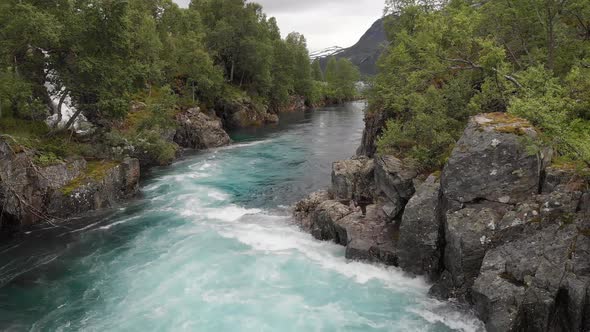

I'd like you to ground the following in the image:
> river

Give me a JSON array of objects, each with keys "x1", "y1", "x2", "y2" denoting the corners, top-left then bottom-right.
[{"x1": 0, "y1": 102, "x2": 483, "y2": 331}]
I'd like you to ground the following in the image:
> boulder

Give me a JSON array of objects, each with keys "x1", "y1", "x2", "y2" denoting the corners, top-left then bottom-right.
[
  {"x1": 305, "y1": 199, "x2": 399, "y2": 266},
  {"x1": 48, "y1": 158, "x2": 140, "y2": 217},
  {"x1": 442, "y1": 113, "x2": 546, "y2": 204},
  {"x1": 342, "y1": 205, "x2": 399, "y2": 266},
  {"x1": 374, "y1": 155, "x2": 416, "y2": 219},
  {"x1": 444, "y1": 205, "x2": 504, "y2": 292},
  {"x1": 0, "y1": 139, "x2": 140, "y2": 236},
  {"x1": 472, "y1": 215, "x2": 590, "y2": 332},
  {"x1": 0, "y1": 141, "x2": 85, "y2": 226},
  {"x1": 174, "y1": 108, "x2": 231, "y2": 150},
  {"x1": 293, "y1": 190, "x2": 332, "y2": 230},
  {"x1": 398, "y1": 175, "x2": 442, "y2": 279},
  {"x1": 331, "y1": 158, "x2": 374, "y2": 201},
  {"x1": 309, "y1": 200, "x2": 351, "y2": 242}
]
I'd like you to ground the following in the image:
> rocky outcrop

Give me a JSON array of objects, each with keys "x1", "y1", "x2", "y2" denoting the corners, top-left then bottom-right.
[
  {"x1": 296, "y1": 195, "x2": 399, "y2": 266},
  {"x1": 430, "y1": 114, "x2": 589, "y2": 330},
  {"x1": 341, "y1": 205, "x2": 398, "y2": 265},
  {"x1": 309, "y1": 200, "x2": 351, "y2": 242},
  {"x1": 297, "y1": 111, "x2": 590, "y2": 331},
  {"x1": 374, "y1": 155, "x2": 416, "y2": 221},
  {"x1": 473, "y1": 215, "x2": 590, "y2": 332},
  {"x1": 0, "y1": 140, "x2": 140, "y2": 237},
  {"x1": 293, "y1": 190, "x2": 332, "y2": 230},
  {"x1": 294, "y1": 155, "x2": 415, "y2": 267},
  {"x1": 442, "y1": 203, "x2": 507, "y2": 299},
  {"x1": 47, "y1": 158, "x2": 140, "y2": 218},
  {"x1": 331, "y1": 158, "x2": 374, "y2": 201},
  {"x1": 174, "y1": 107, "x2": 231, "y2": 149},
  {"x1": 215, "y1": 97, "x2": 278, "y2": 129},
  {"x1": 357, "y1": 109, "x2": 389, "y2": 157},
  {"x1": 442, "y1": 113, "x2": 546, "y2": 204},
  {"x1": 397, "y1": 175, "x2": 442, "y2": 279}
]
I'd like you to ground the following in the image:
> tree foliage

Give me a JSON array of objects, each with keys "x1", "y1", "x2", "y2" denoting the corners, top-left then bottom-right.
[
  {"x1": 0, "y1": 0, "x2": 359, "y2": 133},
  {"x1": 325, "y1": 57, "x2": 361, "y2": 103},
  {"x1": 374, "y1": 0, "x2": 590, "y2": 171}
]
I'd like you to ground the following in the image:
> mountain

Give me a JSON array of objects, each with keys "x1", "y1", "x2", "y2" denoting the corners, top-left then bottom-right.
[
  {"x1": 317, "y1": 17, "x2": 388, "y2": 77},
  {"x1": 309, "y1": 46, "x2": 344, "y2": 60}
]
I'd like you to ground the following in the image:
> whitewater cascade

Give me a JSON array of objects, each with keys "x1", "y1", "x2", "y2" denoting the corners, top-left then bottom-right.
[{"x1": 41, "y1": 50, "x2": 93, "y2": 134}]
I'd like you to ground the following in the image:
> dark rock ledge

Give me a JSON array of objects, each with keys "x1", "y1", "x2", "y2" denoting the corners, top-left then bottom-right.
[
  {"x1": 0, "y1": 95, "x2": 314, "y2": 238},
  {"x1": 0, "y1": 140, "x2": 140, "y2": 237},
  {"x1": 294, "y1": 112, "x2": 590, "y2": 332},
  {"x1": 0, "y1": 107, "x2": 235, "y2": 238}
]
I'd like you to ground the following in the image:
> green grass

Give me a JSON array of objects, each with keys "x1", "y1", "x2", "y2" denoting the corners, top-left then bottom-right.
[{"x1": 0, "y1": 116, "x2": 94, "y2": 163}]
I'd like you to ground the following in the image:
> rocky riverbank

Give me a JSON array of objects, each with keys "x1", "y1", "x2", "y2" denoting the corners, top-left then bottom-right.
[
  {"x1": 294, "y1": 112, "x2": 590, "y2": 331},
  {"x1": 0, "y1": 96, "x2": 308, "y2": 239}
]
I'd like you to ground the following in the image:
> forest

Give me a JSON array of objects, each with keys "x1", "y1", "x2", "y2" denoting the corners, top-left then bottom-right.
[
  {"x1": 0, "y1": 0, "x2": 360, "y2": 164},
  {"x1": 374, "y1": 0, "x2": 590, "y2": 171}
]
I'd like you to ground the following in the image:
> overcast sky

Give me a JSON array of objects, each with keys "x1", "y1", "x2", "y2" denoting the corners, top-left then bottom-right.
[{"x1": 173, "y1": 0, "x2": 385, "y2": 51}]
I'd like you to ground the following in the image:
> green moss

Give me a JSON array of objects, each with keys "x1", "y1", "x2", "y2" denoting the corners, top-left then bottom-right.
[
  {"x1": 479, "y1": 112, "x2": 536, "y2": 136},
  {"x1": 495, "y1": 125, "x2": 529, "y2": 136},
  {"x1": 60, "y1": 176, "x2": 86, "y2": 196},
  {"x1": 483, "y1": 112, "x2": 531, "y2": 126},
  {"x1": 86, "y1": 160, "x2": 119, "y2": 181},
  {"x1": 33, "y1": 152, "x2": 63, "y2": 167},
  {"x1": 60, "y1": 160, "x2": 119, "y2": 195}
]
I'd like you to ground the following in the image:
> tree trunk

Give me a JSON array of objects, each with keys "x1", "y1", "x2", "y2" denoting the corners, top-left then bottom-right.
[
  {"x1": 63, "y1": 107, "x2": 84, "y2": 132},
  {"x1": 54, "y1": 90, "x2": 68, "y2": 128},
  {"x1": 230, "y1": 60, "x2": 235, "y2": 83}
]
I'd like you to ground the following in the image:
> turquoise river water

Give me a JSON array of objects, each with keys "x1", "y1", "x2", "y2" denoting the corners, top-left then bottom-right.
[{"x1": 0, "y1": 102, "x2": 484, "y2": 331}]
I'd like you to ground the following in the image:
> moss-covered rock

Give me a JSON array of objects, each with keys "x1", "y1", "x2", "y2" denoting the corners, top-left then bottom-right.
[{"x1": 0, "y1": 139, "x2": 139, "y2": 237}]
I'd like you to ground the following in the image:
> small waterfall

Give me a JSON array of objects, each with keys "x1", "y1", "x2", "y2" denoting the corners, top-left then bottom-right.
[{"x1": 41, "y1": 49, "x2": 93, "y2": 134}]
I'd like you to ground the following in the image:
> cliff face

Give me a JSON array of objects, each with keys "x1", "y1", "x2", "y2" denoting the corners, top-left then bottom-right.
[
  {"x1": 0, "y1": 140, "x2": 140, "y2": 238},
  {"x1": 295, "y1": 112, "x2": 590, "y2": 331}
]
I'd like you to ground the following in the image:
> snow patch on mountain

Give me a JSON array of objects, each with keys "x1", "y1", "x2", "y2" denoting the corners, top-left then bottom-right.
[{"x1": 309, "y1": 46, "x2": 345, "y2": 60}]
